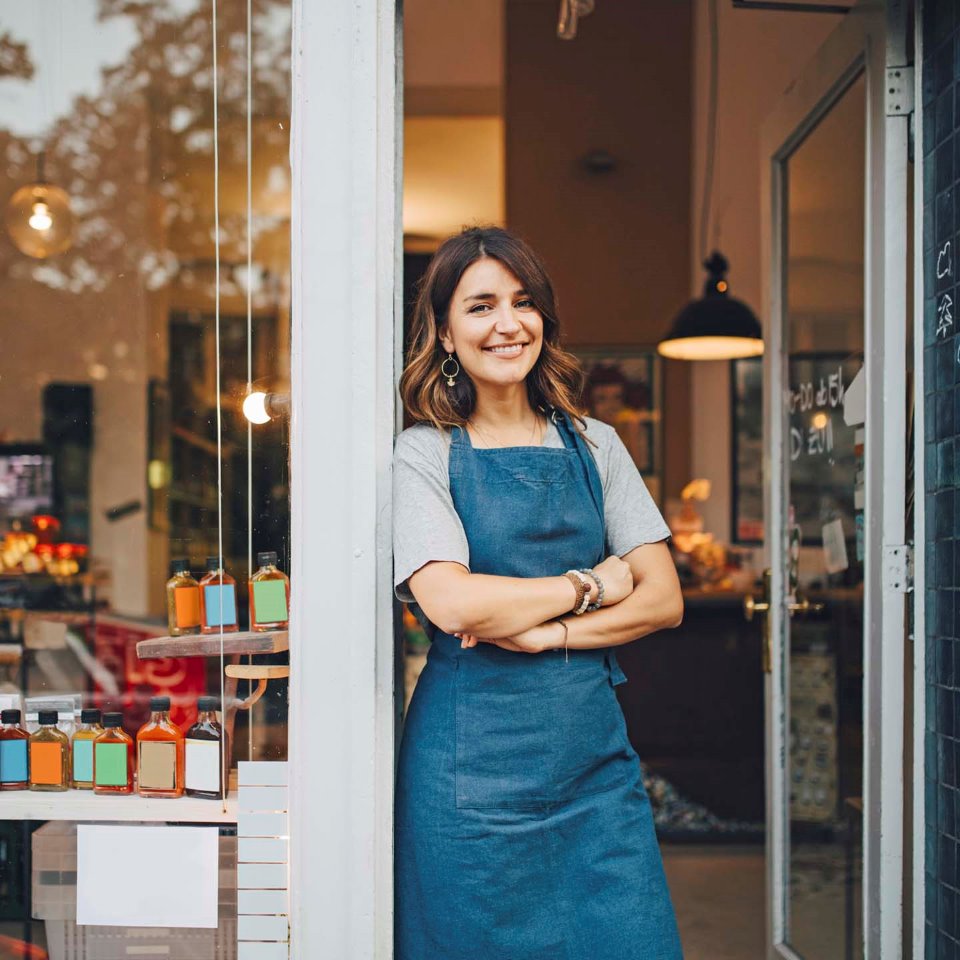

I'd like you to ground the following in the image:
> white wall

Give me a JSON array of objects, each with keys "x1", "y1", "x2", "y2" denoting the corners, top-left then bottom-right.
[{"x1": 689, "y1": 0, "x2": 838, "y2": 541}]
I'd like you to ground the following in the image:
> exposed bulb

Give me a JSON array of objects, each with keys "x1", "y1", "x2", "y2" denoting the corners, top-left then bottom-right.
[
  {"x1": 242, "y1": 391, "x2": 271, "y2": 425},
  {"x1": 28, "y1": 200, "x2": 52, "y2": 231}
]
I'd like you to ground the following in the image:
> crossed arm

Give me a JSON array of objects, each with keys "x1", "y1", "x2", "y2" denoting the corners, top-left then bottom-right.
[{"x1": 407, "y1": 540, "x2": 683, "y2": 654}]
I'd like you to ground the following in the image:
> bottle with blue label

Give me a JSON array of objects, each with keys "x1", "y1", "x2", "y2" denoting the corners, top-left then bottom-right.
[
  {"x1": 0, "y1": 709, "x2": 29, "y2": 790},
  {"x1": 199, "y1": 556, "x2": 239, "y2": 634},
  {"x1": 71, "y1": 708, "x2": 104, "y2": 789}
]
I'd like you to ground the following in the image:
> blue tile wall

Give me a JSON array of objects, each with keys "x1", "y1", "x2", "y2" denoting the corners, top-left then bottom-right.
[{"x1": 925, "y1": 1, "x2": 960, "y2": 952}]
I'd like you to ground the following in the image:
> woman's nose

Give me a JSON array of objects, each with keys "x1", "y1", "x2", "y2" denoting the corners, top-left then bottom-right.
[{"x1": 494, "y1": 309, "x2": 522, "y2": 333}]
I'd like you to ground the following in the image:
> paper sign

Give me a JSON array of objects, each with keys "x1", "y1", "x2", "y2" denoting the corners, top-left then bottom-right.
[
  {"x1": 0, "y1": 740, "x2": 27, "y2": 782},
  {"x1": 252, "y1": 581, "x2": 288, "y2": 623},
  {"x1": 174, "y1": 586, "x2": 200, "y2": 628},
  {"x1": 77, "y1": 825, "x2": 219, "y2": 928},
  {"x1": 72, "y1": 740, "x2": 94, "y2": 782},
  {"x1": 94, "y1": 742, "x2": 128, "y2": 786},
  {"x1": 30, "y1": 742, "x2": 62, "y2": 784},
  {"x1": 821, "y1": 518, "x2": 849, "y2": 574},
  {"x1": 203, "y1": 584, "x2": 237, "y2": 627}
]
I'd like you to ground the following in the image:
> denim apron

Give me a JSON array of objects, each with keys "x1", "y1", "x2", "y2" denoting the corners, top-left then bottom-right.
[{"x1": 395, "y1": 414, "x2": 683, "y2": 960}]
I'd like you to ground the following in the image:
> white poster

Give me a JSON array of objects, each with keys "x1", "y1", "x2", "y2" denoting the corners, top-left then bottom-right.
[
  {"x1": 77, "y1": 825, "x2": 219, "y2": 928},
  {"x1": 821, "y1": 518, "x2": 849, "y2": 574}
]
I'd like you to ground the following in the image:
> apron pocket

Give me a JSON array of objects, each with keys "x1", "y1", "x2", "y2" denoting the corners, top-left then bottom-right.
[{"x1": 455, "y1": 671, "x2": 634, "y2": 810}]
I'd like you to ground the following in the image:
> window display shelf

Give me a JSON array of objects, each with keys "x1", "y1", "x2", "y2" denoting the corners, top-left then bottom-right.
[
  {"x1": 136, "y1": 629, "x2": 288, "y2": 660},
  {"x1": 0, "y1": 790, "x2": 237, "y2": 823}
]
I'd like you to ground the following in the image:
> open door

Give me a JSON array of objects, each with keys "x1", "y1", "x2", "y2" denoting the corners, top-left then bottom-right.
[{"x1": 757, "y1": 4, "x2": 910, "y2": 958}]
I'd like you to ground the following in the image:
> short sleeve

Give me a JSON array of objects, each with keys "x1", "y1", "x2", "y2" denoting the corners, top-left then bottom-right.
[
  {"x1": 588, "y1": 419, "x2": 672, "y2": 556},
  {"x1": 392, "y1": 425, "x2": 470, "y2": 602}
]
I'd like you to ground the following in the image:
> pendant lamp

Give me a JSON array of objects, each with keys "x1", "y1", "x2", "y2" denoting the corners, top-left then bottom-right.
[
  {"x1": 5, "y1": 153, "x2": 74, "y2": 259},
  {"x1": 657, "y1": 252, "x2": 763, "y2": 361}
]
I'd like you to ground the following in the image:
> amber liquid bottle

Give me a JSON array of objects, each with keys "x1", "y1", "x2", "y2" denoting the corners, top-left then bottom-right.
[
  {"x1": 249, "y1": 551, "x2": 290, "y2": 631},
  {"x1": 71, "y1": 708, "x2": 104, "y2": 789},
  {"x1": 0, "y1": 709, "x2": 30, "y2": 790},
  {"x1": 199, "y1": 557, "x2": 239, "y2": 634},
  {"x1": 166, "y1": 559, "x2": 201, "y2": 636},
  {"x1": 94, "y1": 712, "x2": 134, "y2": 794},
  {"x1": 185, "y1": 696, "x2": 225, "y2": 800},
  {"x1": 137, "y1": 695, "x2": 184, "y2": 797},
  {"x1": 29, "y1": 710, "x2": 70, "y2": 792}
]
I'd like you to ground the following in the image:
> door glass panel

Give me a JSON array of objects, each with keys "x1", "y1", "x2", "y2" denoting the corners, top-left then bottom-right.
[{"x1": 782, "y1": 72, "x2": 865, "y2": 959}]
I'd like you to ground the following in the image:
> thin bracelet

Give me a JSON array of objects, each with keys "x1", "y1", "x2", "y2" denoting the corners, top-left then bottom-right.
[
  {"x1": 579, "y1": 568, "x2": 605, "y2": 612},
  {"x1": 557, "y1": 619, "x2": 569, "y2": 663}
]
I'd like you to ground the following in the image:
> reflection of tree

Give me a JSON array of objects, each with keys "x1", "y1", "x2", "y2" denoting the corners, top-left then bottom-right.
[
  {"x1": 0, "y1": 0, "x2": 291, "y2": 298},
  {"x1": 0, "y1": 32, "x2": 33, "y2": 80}
]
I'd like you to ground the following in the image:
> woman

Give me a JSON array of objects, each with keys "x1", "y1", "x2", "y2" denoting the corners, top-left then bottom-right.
[{"x1": 394, "y1": 226, "x2": 684, "y2": 959}]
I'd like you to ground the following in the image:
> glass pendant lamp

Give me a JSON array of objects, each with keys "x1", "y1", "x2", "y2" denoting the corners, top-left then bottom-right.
[{"x1": 5, "y1": 153, "x2": 74, "y2": 259}]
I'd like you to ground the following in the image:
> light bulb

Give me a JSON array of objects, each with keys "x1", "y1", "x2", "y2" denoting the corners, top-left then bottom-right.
[
  {"x1": 242, "y1": 392, "x2": 271, "y2": 425},
  {"x1": 28, "y1": 201, "x2": 52, "y2": 231}
]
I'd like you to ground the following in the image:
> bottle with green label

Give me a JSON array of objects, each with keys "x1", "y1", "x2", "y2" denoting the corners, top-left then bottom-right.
[
  {"x1": 249, "y1": 551, "x2": 289, "y2": 631},
  {"x1": 71, "y1": 708, "x2": 104, "y2": 789},
  {"x1": 93, "y1": 713, "x2": 134, "y2": 794}
]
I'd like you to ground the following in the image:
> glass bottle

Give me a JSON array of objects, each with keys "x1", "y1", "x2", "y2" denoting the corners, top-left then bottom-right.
[
  {"x1": 249, "y1": 551, "x2": 290, "y2": 631},
  {"x1": 29, "y1": 710, "x2": 69, "y2": 792},
  {"x1": 136, "y1": 695, "x2": 184, "y2": 798},
  {"x1": 71, "y1": 708, "x2": 104, "y2": 790},
  {"x1": 199, "y1": 557, "x2": 239, "y2": 634},
  {"x1": 0, "y1": 709, "x2": 30, "y2": 790},
  {"x1": 93, "y1": 712, "x2": 134, "y2": 795},
  {"x1": 165, "y1": 559, "x2": 201, "y2": 636},
  {"x1": 185, "y1": 696, "x2": 225, "y2": 800}
]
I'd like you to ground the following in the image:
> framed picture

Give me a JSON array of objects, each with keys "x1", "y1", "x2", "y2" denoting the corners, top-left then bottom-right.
[
  {"x1": 731, "y1": 353, "x2": 863, "y2": 546},
  {"x1": 573, "y1": 349, "x2": 662, "y2": 503}
]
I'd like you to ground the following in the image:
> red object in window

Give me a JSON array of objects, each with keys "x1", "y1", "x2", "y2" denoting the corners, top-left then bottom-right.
[
  {"x1": 31, "y1": 514, "x2": 60, "y2": 545},
  {"x1": 91, "y1": 617, "x2": 205, "y2": 729}
]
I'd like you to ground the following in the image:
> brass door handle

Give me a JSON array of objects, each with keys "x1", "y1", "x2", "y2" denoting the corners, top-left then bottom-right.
[
  {"x1": 743, "y1": 594, "x2": 769, "y2": 622},
  {"x1": 786, "y1": 597, "x2": 825, "y2": 616}
]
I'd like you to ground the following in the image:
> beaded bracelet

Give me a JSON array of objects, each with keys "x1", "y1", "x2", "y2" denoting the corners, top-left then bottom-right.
[
  {"x1": 564, "y1": 571, "x2": 590, "y2": 615},
  {"x1": 579, "y1": 568, "x2": 605, "y2": 612}
]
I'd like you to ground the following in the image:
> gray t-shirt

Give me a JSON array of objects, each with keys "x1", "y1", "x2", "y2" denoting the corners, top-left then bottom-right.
[{"x1": 393, "y1": 416, "x2": 671, "y2": 602}]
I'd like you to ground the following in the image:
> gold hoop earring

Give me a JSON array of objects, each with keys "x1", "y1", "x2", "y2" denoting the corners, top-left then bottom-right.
[{"x1": 440, "y1": 353, "x2": 460, "y2": 387}]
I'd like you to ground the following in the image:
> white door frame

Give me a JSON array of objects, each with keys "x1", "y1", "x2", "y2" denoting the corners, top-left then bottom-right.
[
  {"x1": 759, "y1": 2, "x2": 909, "y2": 957},
  {"x1": 288, "y1": 0, "x2": 401, "y2": 957}
]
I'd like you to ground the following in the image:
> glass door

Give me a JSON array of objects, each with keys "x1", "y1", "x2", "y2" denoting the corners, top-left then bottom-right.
[{"x1": 759, "y1": 6, "x2": 909, "y2": 959}]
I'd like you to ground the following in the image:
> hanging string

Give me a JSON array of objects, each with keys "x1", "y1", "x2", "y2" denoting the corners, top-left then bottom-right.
[
  {"x1": 699, "y1": 0, "x2": 720, "y2": 264},
  {"x1": 211, "y1": 0, "x2": 227, "y2": 814},
  {"x1": 246, "y1": 0, "x2": 255, "y2": 763}
]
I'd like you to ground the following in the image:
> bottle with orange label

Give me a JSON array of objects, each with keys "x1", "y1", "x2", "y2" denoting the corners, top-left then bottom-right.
[
  {"x1": 29, "y1": 711, "x2": 70, "y2": 791},
  {"x1": 166, "y1": 559, "x2": 201, "y2": 636}
]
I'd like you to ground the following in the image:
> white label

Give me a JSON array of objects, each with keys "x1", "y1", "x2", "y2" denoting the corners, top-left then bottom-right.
[{"x1": 186, "y1": 739, "x2": 221, "y2": 792}]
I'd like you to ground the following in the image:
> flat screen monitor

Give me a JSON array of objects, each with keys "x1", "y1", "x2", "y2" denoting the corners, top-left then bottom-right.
[{"x1": 0, "y1": 446, "x2": 54, "y2": 522}]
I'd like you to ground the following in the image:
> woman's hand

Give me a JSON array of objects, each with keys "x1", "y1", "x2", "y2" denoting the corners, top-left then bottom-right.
[
  {"x1": 455, "y1": 620, "x2": 563, "y2": 655},
  {"x1": 591, "y1": 555, "x2": 634, "y2": 606}
]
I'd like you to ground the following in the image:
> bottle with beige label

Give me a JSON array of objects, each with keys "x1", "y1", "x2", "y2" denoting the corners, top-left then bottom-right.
[{"x1": 136, "y1": 696, "x2": 184, "y2": 798}]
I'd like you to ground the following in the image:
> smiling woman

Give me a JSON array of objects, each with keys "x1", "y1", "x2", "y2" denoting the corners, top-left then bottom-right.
[{"x1": 393, "y1": 226, "x2": 684, "y2": 959}]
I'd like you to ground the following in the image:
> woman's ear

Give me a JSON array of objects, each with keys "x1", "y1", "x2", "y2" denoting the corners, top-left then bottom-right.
[{"x1": 438, "y1": 327, "x2": 455, "y2": 354}]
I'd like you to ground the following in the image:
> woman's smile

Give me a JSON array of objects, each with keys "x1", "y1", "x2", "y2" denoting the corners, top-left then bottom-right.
[{"x1": 483, "y1": 341, "x2": 529, "y2": 358}]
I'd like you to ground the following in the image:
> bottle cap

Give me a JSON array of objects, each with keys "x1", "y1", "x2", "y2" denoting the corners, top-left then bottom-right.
[
  {"x1": 197, "y1": 696, "x2": 219, "y2": 712},
  {"x1": 103, "y1": 712, "x2": 123, "y2": 728},
  {"x1": 170, "y1": 558, "x2": 191, "y2": 575},
  {"x1": 149, "y1": 696, "x2": 171, "y2": 712},
  {"x1": 257, "y1": 550, "x2": 278, "y2": 566},
  {"x1": 80, "y1": 709, "x2": 101, "y2": 725},
  {"x1": 1, "y1": 709, "x2": 21, "y2": 725},
  {"x1": 38, "y1": 710, "x2": 58, "y2": 725},
  {"x1": 205, "y1": 556, "x2": 222, "y2": 571}
]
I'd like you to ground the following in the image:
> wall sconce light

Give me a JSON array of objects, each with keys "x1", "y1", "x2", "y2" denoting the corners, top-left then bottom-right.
[{"x1": 242, "y1": 391, "x2": 290, "y2": 424}]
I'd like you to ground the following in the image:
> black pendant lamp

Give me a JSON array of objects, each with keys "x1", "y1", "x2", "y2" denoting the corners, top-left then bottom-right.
[{"x1": 657, "y1": 252, "x2": 763, "y2": 361}]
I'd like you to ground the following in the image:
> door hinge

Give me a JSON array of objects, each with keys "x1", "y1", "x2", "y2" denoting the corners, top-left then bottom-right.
[
  {"x1": 886, "y1": 66, "x2": 914, "y2": 117},
  {"x1": 883, "y1": 544, "x2": 913, "y2": 593}
]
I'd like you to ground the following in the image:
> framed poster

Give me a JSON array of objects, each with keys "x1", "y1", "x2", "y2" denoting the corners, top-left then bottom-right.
[{"x1": 574, "y1": 349, "x2": 662, "y2": 503}]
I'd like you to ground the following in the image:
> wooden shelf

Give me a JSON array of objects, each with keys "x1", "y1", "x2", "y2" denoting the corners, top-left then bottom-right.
[
  {"x1": 137, "y1": 630, "x2": 288, "y2": 660},
  {"x1": 0, "y1": 790, "x2": 237, "y2": 823}
]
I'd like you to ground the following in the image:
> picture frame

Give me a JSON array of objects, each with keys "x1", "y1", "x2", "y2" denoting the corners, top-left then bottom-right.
[{"x1": 573, "y1": 348, "x2": 662, "y2": 504}]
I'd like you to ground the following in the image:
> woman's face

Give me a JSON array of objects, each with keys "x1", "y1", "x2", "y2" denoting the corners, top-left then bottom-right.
[{"x1": 439, "y1": 257, "x2": 544, "y2": 393}]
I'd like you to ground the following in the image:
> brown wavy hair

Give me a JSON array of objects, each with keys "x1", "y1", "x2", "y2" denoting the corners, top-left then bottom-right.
[{"x1": 400, "y1": 226, "x2": 585, "y2": 429}]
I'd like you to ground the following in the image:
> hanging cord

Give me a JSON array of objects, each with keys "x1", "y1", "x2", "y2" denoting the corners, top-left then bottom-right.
[
  {"x1": 211, "y1": 0, "x2": 227, "y2": 814},
  {"x1": 246, "y1": 0, "x2": 255, "y2": 763},
  {"x1": 699, "y1": 0, "x2": 720, "y2": 263}
]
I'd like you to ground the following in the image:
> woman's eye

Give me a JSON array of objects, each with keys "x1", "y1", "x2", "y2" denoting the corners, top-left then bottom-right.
[
  {"x1": 515, "y1": 299, "x2": 534, "y2": 309},
  {"x1": 468, "y1": 303, "x2": 491, "y2": 314}
]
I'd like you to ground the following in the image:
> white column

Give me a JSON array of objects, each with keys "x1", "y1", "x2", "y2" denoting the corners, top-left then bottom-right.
[{"x1": 288, "y1": 0, "x2": 400, "y2": 956}]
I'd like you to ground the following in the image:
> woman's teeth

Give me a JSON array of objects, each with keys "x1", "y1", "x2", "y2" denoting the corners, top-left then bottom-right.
[{"x1": 485, "y1": 344, "x2": 524, "y2": 356}]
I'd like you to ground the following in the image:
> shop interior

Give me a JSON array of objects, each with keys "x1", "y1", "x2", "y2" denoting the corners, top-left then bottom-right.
[
  {"x1": 0, "y1": 0, "x2": 871, "y2": 957},
  {"x1": 403, "y1": 1, "x2": 866, "y2": 958}
]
